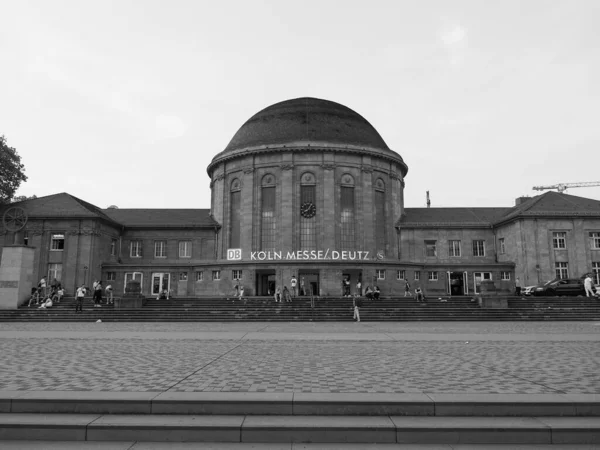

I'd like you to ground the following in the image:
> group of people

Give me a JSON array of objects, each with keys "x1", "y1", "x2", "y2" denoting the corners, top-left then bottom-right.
[
  {"x1": 404, "y1": 281, "x2": 428, "y2": 303},
  {"x1": 74, "y1": 280, "x2": 114, "y2": 312},
  {"x1": 28, "y1": 277, "x2": 64, "y2": 308}
]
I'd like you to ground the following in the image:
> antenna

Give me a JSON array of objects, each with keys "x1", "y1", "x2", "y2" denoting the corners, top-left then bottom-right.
[{"x1": 426, "y1": 191, "x2": 431, "y2": 208}]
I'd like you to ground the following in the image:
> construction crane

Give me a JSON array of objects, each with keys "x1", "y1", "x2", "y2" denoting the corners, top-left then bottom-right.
[{"x1": 532, "y1": 182, "x2": 600, "y2": 193}]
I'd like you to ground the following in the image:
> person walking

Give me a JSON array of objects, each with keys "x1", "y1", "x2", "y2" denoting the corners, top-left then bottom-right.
[
  {"x1": 105, "y1": 284, "x2": 114, "y2": 304},
  {"x1": 515, "y1": 277, "x2": 522, "y2": 296},
  {"x1": 353, "y1": 295, "x2": 362, "y2": 322},
  {"x1": 356, "y1": 279, "x2": 362, "y2": 297},
  {"x1": 290, "y1": 275, "x2": 297, "y2": 297},
  {"x1": 75, "y1": 285, "x2": 86, "y2": 312},
  {"x1": 94, "y1": 281, "x2": 103, "y2": 307},
  {"x1": 343, "y1": 277, "x2": 351, "y2": 297},
  {"x1": 404, "y1": 281, "x2": 412, "y2": 297},
  {"x1": 274, "y1": 287, "x2": 281, "y2": 303},
  {"x1": 584, "y1": 274, "x2": 595, "y2": 297}
]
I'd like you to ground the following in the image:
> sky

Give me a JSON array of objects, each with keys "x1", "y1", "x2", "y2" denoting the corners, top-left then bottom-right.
[{"x1": 1, "y1": 0, "x2": 599, "y2": 210}]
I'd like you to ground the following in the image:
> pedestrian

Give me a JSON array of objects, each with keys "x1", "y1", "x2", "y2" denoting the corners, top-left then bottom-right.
[
  {"x1": 38, "y1": 296, "x2": 53, "y2": 309},
  {"x1": 515, "y1": 277, "x2": 521, "y2": 296},
  {"x1": 356, "y1": 279, "x2": 362, "y2": 296},
  {"x1": 39, "y1": 277, "x2": 47, "y2": 297},
  {"x1": 290, "y1": 275, "x2": 297, "y2": 297},
  {"x1": 373, "y1": 285, "x2": 381, "y2": 300},
  {"x1": 75, "y1": 285, "x2": 86, "y2": 312},
  {"x1": 105, "y1": 284, "x2": 114, "y2": 304},
  {"x1": 94, "y1": 281, "x2": 103, "y2": 307},
  {"x1": 283, "y1": 286, "x2": 292, "y2": 302},
  {"x1": 28, "y1": 287, "x2": 40, "y2": 307},
  {"x1": 365, "y1": 285, "x2": 373, "y2": 300},
  {"x1": 404, "y1": 281, "x2": 411, "y2": 297},
  {"x1": 353, "y1": 295, "x2": 362, "y2": 322},
  {"x1": 584, "y1": 274, "x2": 595, "y2": 297},
  {"x1": 343, "y1": 277, "x2": 351, "y2": 297},
  {"x1": 415, "y1": 286, "x2": 425, "y2": 304},
  {"x1": 231, "y1": 283, "x2": 239, "y2": 301},
  {"x1": 239, "y1": 285, "x2": 245, "y2": 303},
  {"x1": 55, "y1": 285, "x2": 64, "y2": 303},
  {"x1": 274, "y1": 287, "x2": 281, "y2": 302}
]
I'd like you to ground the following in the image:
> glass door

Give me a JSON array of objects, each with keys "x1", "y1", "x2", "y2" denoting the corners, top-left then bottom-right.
[{"x1": 152, "y1": 273, "x2": 170, "y2": 296}]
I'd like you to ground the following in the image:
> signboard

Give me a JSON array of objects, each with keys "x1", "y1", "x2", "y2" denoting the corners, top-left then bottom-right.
[
  {"x1": 227, "y1": 249, "x2": 242, "y2": 260},
  {"x1": 229, "y1": 249, "x2": 384, "y2": 261}
]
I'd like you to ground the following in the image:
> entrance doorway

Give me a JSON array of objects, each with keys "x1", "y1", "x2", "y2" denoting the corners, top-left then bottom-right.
[
  {"x1": 152, "y1": 273, "x2": 170, "y2": 296},
  {"x1": 342, "y1": 270, "x2": 363, "y2": 296},
  {"x1": 446, "y1": 271, "x2": 468, "y2": 295},
  {"x1": 298, "y1": 271, "x2": 319, "y2": 297},
  {"x1": 256, "y1": 271, "x2": 276, "y2": 296}
]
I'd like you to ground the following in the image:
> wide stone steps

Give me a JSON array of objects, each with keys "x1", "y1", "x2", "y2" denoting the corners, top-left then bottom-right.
[
  {"x1": 0, "y1": 392, "x2": 598, "y2": 445},
  {"x1": 1, "y1": 296, "x2": 599, "y2": 322}
]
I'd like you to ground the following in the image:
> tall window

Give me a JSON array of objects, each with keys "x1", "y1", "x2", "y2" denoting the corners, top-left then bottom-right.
[
  {"x1": 47, "y1": 263, "x2": 62, "y2": 282},
  {"x1": 110, "y1": 239, "x2": 117, "y2": 256},
  {"x1": 374, "y1": 178, "x2": 386, "y2": 255},
  {"x1": 589, "y1": 232, "x2": 600, "y2": 249},
  {"x1": 51, "y1": 233, "x2": 64, "y2": 251},
  {"x1": 501, "y1": 271, "x2": 511, "y2": 280},
  {"x1": 261, "y1": 174, "x2": 276, "y2": 251},
  {"x1": 229, "y1": 179, "x2": 241, "y2": 249},
  {"x1": 397, "y1": 270, "x2": 405, "y2": 280},
  {"x1": 555, "y1": 262, "x2": 569, "y2": 279},
  {"x1": 212, "y1": 270, "x2": 221, "y2": 281},
  {"x1": 449, "y1": 240, "x2": 461, "y2": 257},
  {"x1": 196, "y1": 271, "x2": 204, "y2": 282},
  {"x1": 300, "y1": 172, "x2": 317, "y2": 250},
  {"x1": 425, "y1": 240, "x2": 437, "y2": 257},
  {"x1": 414, "y1": 271, "x2": 420, "y2": 281},
  {"x1": 472, "y1": 240, "x2": 485, "y2": 257},
  {"x1": 553, "y1": 232, "x2": 566, "y2": 249},
  {"x1": 593, "y1": 262, "x2": 600, "y2": 284},
  {"x1": 499, "y1": 238, "x2": 505, "y2": 254},
  {"x1": 340, "y1": 175, "x2": 355, "y2": 250},
  {"x1": 154, "y1": 240, "x2": 166, "y2": 258},
  {"x1": 376, "y1": 269, "x2": 386, "y2": 280},
  {"x1": 130, "y1": 240, "x2": 142, "y2": 257},
  {"x1": 106, "y1": 272, "x2": 116, "y2": 281},
  {"x1": 428, "y1": 271, "x2": 438, "y2": 281},
  {"x1": 232, "y1": 270, "x2": 242, "y2": 280},
  {"x1": 179, "y1": 241, "x2": 192, "y2": 258}
]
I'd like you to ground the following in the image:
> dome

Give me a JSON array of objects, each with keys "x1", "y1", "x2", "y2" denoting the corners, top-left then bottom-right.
[{"x1": 208, "y1": 97, "x2": 407, "y2": 176}]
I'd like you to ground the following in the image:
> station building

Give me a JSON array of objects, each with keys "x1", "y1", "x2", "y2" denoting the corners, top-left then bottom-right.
[{"x1": 2, "y1": 97, "x2": 600, "y2": 300}]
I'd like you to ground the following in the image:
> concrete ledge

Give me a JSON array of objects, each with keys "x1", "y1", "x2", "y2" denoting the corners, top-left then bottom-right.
[
  {"x1": 0, "y1": 391, "x2": 27, "y2": 413},
  {"x1": 10, "y1": 391, "x2": 158, "y2": 414},
  {"x1": 293, "y1": 393, "x2": 434, "y2": 416},
  {"x1": 86, "y1": 414, "x2": 245, "y2": 442},
  {"x1": 152, "y1": 392, "x2": 293, "y2": 415},
  {"x1": 241, "y1": 416, "x2": 396, "y2": 443},
  {"x1": 538, "y1": 417, "x2": 600, "y2": 444},
  {"x1": 391, "y1": 416, "x2": 551, "y2": 444},
  {"x1": 427, "y1": 393, "x2": 582, "y2": 417},
  {"x1": 0, "y1": 413, "x2": 99, "y2": 441}
]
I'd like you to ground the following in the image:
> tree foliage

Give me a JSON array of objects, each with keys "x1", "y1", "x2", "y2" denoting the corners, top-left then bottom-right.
[{"x1": 0, "y1": 135, "x2": 27, "y2": 205}]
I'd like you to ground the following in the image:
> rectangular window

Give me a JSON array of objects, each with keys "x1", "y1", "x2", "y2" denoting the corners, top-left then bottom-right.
[
  {"x1": 501, "y1": 271, "x2": 511, "y2": 280},
  {"x1": 375, "y1": 190, "x2": 386, "y2": 254},
  {"x1": 130, "y1": 241, "x2": 142, "y2": 258},
  {"x1": 110, "y1": 239, "x2": 117, "y2": 256},
  {"x1": 472, "y1": 240, "x2": 485, "y2": 257},
  {"x1": 593, "y1": 262, "x2": 600, "y2": 285},
  {"x1": 590, "y1": 232, "x2": 600, "y2": 249},
  {"x1": 261, "y1": 186, "x2": 276, "y2": 251},
  {"x1": 340, "y1": 186, "x2": 355, "y2": 250},
  {"x1": 424, "y1": 240, "x2": 437, "y2": 257},
  {"x1": 179, "y1": 241, "x2": 192, "y2": 258},
  {"x1": 397, "y1": 270, "x2": 405, "y2": 280},
  {"x1": 300, "y1": 185, "x2": 317, "y2": 250},
  {"x1": 555, "y1": 262, "x2": 569, "y2": 279},
  {"x1": 124, "y1": 272, "x2": 143, "y2": 293},
  {"x1": 449, "y1": 240, "x2": 461, "y2": 257},
  {"x1": 47, "y1": 263, "x2": 62, "y2": 282},
  {"x1": 376, "y1": 269, "x2": 385, "y2": 280},
  {"x1": 179, "y1": 272, "x2": 188, "y2": 281},
  {"x1": 230, "y1": 191, "x2": 241, "y2": 248},
  {"x1": 499, "y1": 238, "x2": 505, "y2": 254},
  {"x1": 232, "y1": 270, "x2": 242, "y2": 280},
  {"x1": 50, "y1": 233, "x2": 65, "y2": 251},
  {"x1": 553, "y1": 232, "x2": 567, "y2": 249},
  {"x1": 414, "y1": 271, "x2": 420, "y2": 281},
  {"x1": 195, "y1": 271, "x2": 204, "y2": 282},
  {"x1": 106, "y1": 272, "x2": 116, "y2": 281},
  {"x1": 428, "y1": 271, "x2": 438, "y2": 281},
  {"x1": 212, "y1": 270, "x2": 221, "y2": 281},
  {"x1": 154, "y1": 241, "x2": 167, "y2": 258}
]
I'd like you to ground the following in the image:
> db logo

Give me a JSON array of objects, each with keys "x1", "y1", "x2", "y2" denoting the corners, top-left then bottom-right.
[{"x1": 227, "y1": 249, "x2": 242, "y2": 260}]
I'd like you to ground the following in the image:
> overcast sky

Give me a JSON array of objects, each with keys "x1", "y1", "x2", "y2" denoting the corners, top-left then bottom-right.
[{"x1": 2, "y1": 0, "x2": 599, "y2": 210}]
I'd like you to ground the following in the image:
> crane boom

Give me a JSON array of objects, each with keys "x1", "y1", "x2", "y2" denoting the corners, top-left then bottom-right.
[{"x1": 532, "y1": 182, "x2": 600, "y2": 193}]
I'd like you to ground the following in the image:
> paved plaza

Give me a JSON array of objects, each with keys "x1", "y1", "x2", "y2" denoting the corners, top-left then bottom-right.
[{"x1": 1, "y1": 321, "x2": 599, "y2": 395}]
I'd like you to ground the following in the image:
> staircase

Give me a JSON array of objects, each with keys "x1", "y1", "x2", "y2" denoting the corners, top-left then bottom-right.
[
  {"x1": 1, "y1": 295, "x2": 599, "y2": 322},
  {"x1": 0, "y1": 391, "x2": 598, "y2": 444}
]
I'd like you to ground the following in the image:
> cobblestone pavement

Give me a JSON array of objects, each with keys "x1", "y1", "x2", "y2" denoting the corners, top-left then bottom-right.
[{"x1": 0, "y1": 322, "x2": 598, "y2": 394}]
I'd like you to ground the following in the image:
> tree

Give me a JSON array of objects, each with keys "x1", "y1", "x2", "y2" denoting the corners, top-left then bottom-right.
[{"x1": 0, "y1": 135, "x2": 27, "y2": 205}]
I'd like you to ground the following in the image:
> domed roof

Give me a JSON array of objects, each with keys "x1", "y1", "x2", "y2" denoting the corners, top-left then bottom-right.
[{"x1": 208, "y1": 97, "x2": 407, "y2": 175}]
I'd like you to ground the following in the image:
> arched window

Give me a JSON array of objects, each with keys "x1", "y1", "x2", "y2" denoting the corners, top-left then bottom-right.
[
  {"x1": 340, "y1": 174, "x2": 355, "y2": 250},
  {"x1": 300, "y1": 172, "x2": 317, "y2": 250},
  {"x1": 229, "y1": 178, "x2": 241, "y2": 249},
  {"x1": 261, "y1": 174, "x2": 276, "y2": 251},
  {"x1": 374, "y1": 178, "x2": 386, "y2": 255}
]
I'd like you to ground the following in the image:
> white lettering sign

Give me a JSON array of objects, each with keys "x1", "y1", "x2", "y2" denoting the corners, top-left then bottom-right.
[
  {"x1": 227, "y1": 249, "x2": 242, "y2": 260},
  {"x1": 248, "y1": 249, "x2": 374, "y2": 261}
]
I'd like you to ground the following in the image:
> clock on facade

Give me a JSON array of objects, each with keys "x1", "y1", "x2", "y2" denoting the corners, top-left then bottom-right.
[{"x1": 300, "y1": 201, "x2": 316, "y2": 218}]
